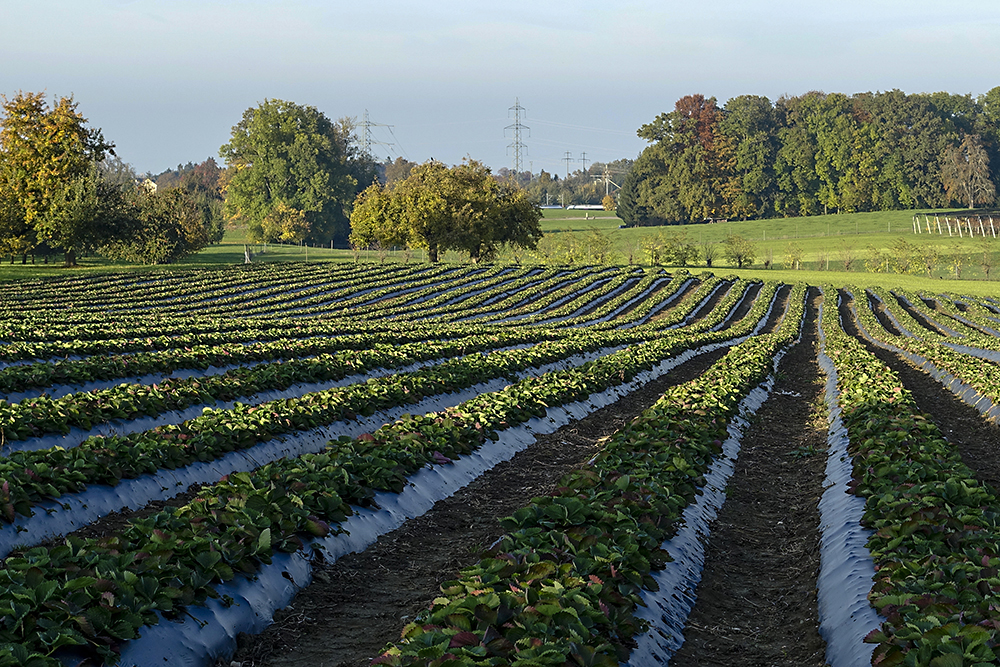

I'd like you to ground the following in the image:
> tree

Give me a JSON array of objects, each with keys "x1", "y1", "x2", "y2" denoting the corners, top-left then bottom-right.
[
  {"x1": 941, "y1": 134, "x2": 996, "y2": 209},
  {"x1": 220, "y1": 99, "x2": 368, "y2": 247},
  {"x1": 701, "y1": 239, "x2": 717, "y2": 268},
  {"x1": 720, "y1": 95, "x2": 777, "y2": 218},
  {"x1": 262, "y1": 201, "x2": 310, "y2": 245},
  {"x1": 977, "y1": 236, "x2": 995, "y2": 280},
  {"x1": 615, "y1": 166, "x2": 654, "y2": 226},
  {"x1": 916, "y1": 243, "x2": 941, "y2": 278},
  {"x1": 101, "y1": 188, "x2": 213, "y2": 265},
  {"x1": 44, "y1": 165, "x2": 132, "y2": 265},
  {"x1": 384, "y1": 157, "x2": 417, "y2": 185},
  {"x1": 722, "y1": 234, "x2": 756, "y2": 268},
  {"x1": 601, "y1": 194, "x2": 615, "y2": 211},
  {"x1": 634, "y1": 94, "x2": 727, "y2": 223},
  {"x1": 0, "y1": 92, "x2": 114, "y2": 265},
  {"x1": 783, "y1": 242, "x2": 804, "y2": 270},
  {"x1": 349, "y1": 159, "x2": 542, "y2": 263},
  {"x1": 585, "y1": 228, "x2": 616, "y2": 264}
]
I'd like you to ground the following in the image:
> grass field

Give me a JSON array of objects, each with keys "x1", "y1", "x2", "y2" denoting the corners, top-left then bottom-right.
[
  {"x1": 539, "y1": 207, "x2": 1000, "y2": 282},
  {"x1": 0, "y1": 207, "x2": 996, "y2": 290}
]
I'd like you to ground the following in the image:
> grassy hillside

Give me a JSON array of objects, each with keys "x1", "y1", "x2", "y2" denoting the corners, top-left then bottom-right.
[
  {"x1": 540, "y1": 207, "x2": 1000, "y2": 281},
  {"x1": 0, "y1": 208, "x2": 996, "y2": 290}
]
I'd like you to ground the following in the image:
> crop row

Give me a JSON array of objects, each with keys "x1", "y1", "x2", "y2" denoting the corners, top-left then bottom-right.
[
  {"x1": 0, "y1": 263, "x2": 410, "y2": 316},
  {"x1": 0, "y1": 327, "x2": 696, "y2": 525},
  {"x1": 0, "y1": 326, "x2": 575, "y2": 398},
  {"x1": 821, "y1": 289, "x2": 1000, "y2": 666},
  {"x1": 372, "y1": 285, "x2": 806, "y2": 665},
  {"x1": 430, "y1": 268, "x2": 597, "y2": 324},
  {"x1": 472, "y1": 268, "x2": 623, "y2": 325},
  {"x1": 850, "y1": 288, "x2": 1000, "y2": 412},
  {"x1": 0, "y1": 294, "x2": 784, "y2": 666},
  {"x1": 0, "y1": 276, "x2": 784, "y2": 542},
  {"x1": 131, "y1": 263, "x2": 443, "y2": 317}
]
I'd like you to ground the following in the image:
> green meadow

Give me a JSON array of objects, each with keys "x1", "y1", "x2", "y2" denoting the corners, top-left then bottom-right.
[{"x1": 0, "y1": 208, "x2": 996, "y2": 296}]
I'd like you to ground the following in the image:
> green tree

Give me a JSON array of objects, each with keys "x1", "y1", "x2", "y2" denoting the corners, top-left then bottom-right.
[
  {"x1": 720, "y1": 94, "x2": 777, "y2": 219},
  {"x1": 261, "y1": 201, "x2": 310, "y2": 245},
  {"x1": 0, "y1": 92, "x2": 114, "y2": 265},
  {"x1": 348, "y1": 182, "x2": 404, "y2": 253},
  {"x1": 350, "y1": 160, "x2": 541, "y2": 263},
  {"x1": 916, "y1": 243, "x2": 941, "y2": 278},
  {"x1": 585, "y1": 228, "x2": 616, "y2": 264},
  {"x1": 220, "y1": 99, "x2": 368, "y2": 247},
  {"x1": 941, "y1": 134, "x2": 996, "y2": 209},
  {"x1": 615, "y1": 165, "x2": 655, "y2": 226},
  {"x1": 773, "y1": 100, "x2": 821, "y2": 217},
  {"x1": 783, "y1": 242, "x2": 804, "y2": 270},
  {"x1": 101, "y1": 189, "x2": 212, "y2": 265},
  {"x1": 45, "y1": 166, "x2": 133, "y2": 265},
  {"x1": 722, "y1": 233, "x2": 756, "y2": 268}
]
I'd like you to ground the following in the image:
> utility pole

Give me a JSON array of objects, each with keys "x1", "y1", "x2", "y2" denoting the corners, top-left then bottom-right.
[
  {"x1": 563, "y1": 151, "x2": 573, "y2": 178},
  {"x1": 594, "y1": 164, "x2": 621, "y2": 196},
  {"x1": 361, "y1": 109, "x2": 394, "y2": 161},
  {"x1": 505, "y1": 98, "x2": 529, "y2": 177}
]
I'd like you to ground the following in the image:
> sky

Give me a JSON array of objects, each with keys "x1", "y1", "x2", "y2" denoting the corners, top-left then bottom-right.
[{"x1": 3, "y1": 0, "x2": 999, "y2": 177}]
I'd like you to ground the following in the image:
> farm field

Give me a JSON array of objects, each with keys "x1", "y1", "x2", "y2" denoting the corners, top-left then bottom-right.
[{"x1": 0, "y1": 262, "x2": 998, "y2": 666}]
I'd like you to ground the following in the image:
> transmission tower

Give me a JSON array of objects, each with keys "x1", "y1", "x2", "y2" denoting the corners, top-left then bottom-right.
[
  {"x1": 580, "y1": 152, "x2": 589, "y2": 174},
  {"x1": 505, "y1": 98, "x2": 529, "y2": 176},
  {"x1": 563, "y1": 151, "x2": 573, "y2": 178},
  {"x1": 361, "y1": 109, "x2": 394, "y2": 161}
]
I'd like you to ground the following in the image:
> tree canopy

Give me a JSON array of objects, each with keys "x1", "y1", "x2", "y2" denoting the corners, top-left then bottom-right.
[
  {"x1": 219, "y1": 99, "x2": 375, "y2": 247},
  {"x1": 349, "y1": 159, "x2": 542, "y2": 262},
  {"x1": 0, "y1": 92, "x2": 115, "y2": 264},
  {"x1": 620, "y1": 88, "x2": 1000, "y2": 226}
]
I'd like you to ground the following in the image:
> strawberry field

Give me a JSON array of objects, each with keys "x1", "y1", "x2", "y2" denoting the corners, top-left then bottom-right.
[{"x1": 0, "y1": 262, "x2": 998, "y2": 667}]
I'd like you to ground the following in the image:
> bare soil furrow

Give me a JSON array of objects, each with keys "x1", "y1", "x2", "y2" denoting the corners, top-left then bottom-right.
[{"x1": 669, "y1": 290, "x2": 828, "y2": 667}]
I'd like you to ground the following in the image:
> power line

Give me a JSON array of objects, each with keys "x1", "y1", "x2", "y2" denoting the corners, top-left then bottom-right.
[{"x1": 505, "y1": 98, "x2": 529, "y2": 175}]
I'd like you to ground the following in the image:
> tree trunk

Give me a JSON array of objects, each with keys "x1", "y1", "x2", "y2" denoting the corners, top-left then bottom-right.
[
  {"x1": 64, "y1": 249, "x2": 76, "y2": 267},
  {"x1": 427, "y1": 245, "x2": 439, "y2": 263}
]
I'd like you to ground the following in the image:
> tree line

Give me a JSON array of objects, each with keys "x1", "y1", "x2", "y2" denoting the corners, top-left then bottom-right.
[
  {"x1": 0, "y1": 92, "x2": 226, "y2": 266},
  {"x1": 618, "y1": 89, "x2": 1000, "y2": 227},
  {"x1": 222, "y1": 100, "x2": 542, "y2": 261}
]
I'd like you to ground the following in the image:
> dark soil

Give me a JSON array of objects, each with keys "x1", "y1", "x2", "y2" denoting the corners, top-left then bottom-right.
[
  {"x1": 718, "y1": 281, "x2": 764, "y2": 329},
  {"x1": 888, "y1": 292, "x2": 951, "y2": 337},
  {"x1": 669, "y1": 289, "x2": 829, "y2": 667},
  {"x1": 688, "y1": 280, "x2": 734, "y2": 323},
  {"x1": 225, "y1": 346, "x2": 734, "y2": 667},
  {"x1": 839, "y1": 290, "x2": 1000, "y2": 495},
  {"x1": 612, "y1": 275, "x2": 691, "y2": 321}
]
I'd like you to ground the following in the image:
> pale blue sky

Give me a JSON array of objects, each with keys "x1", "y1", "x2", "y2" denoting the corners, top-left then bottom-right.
[{"x1": 3, "y1": 0, "x2": 998, "y2": 176}]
